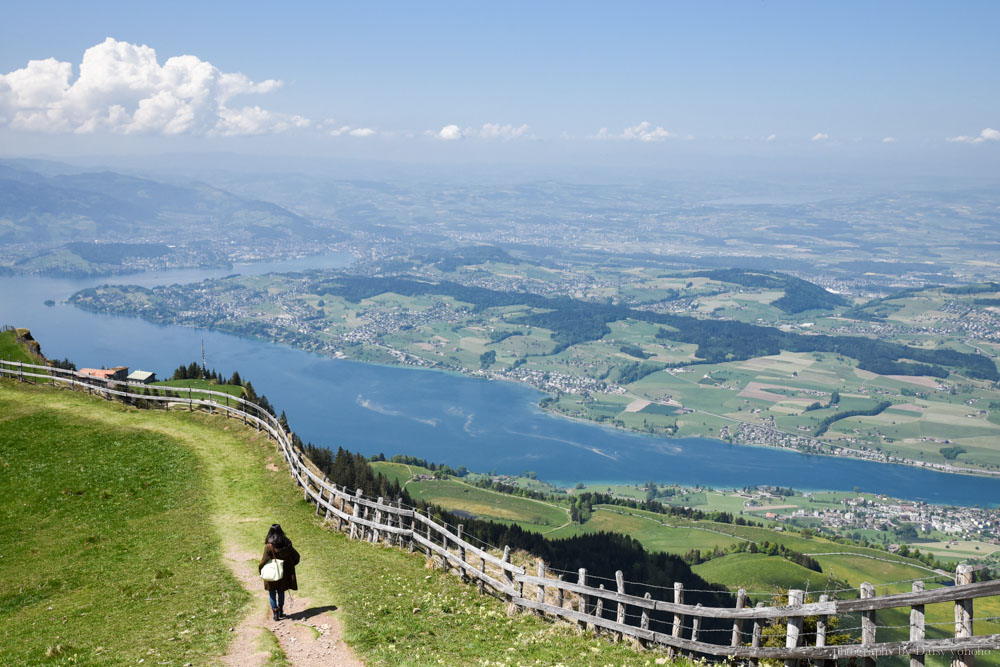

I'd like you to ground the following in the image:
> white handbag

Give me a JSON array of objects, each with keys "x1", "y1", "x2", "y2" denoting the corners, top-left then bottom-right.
[{"x1": 260, "y1": 558, "x2": 284, "y2": 582}]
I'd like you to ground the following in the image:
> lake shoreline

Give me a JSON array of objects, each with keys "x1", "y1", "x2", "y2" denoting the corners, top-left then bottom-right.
[
  {"x1": 60, "y1": 296, "x2": 1000, "y2": 484},
  {"x1": 8, "y1": 264, "x2": 1000, "y2": 507}
]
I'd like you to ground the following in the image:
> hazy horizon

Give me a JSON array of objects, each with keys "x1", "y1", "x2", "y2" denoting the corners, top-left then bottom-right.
[{"x1": 2, "y1": 1, "x2": 998, "y2": 181}]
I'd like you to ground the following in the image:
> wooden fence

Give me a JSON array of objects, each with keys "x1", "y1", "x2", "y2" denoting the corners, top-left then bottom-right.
[{"x1": 3, "y1": 358, "x2": 999, "y2": 664}]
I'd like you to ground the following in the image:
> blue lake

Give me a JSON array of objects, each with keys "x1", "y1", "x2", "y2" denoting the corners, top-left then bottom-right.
[{"x1": 3, "y1": 257, "x2": 1000, "y2": 506}]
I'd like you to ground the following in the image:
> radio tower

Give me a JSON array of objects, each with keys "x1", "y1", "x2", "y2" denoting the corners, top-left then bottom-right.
[{"x1": 201, "y1": 339, "x2": 207, "y2": 374}]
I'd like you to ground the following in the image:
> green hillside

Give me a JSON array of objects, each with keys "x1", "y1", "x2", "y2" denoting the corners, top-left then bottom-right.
[
  {"x1": 0, "y1": 379, "x2": 675, "y2": 665},
  {"x1": 0, "y1": 328, "x2": 45, "y2": 363}
]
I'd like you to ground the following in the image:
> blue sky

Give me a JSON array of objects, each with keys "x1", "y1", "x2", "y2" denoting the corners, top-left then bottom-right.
[{"x1": 1, "y1": 0, "x2": 998, "y2": 170}]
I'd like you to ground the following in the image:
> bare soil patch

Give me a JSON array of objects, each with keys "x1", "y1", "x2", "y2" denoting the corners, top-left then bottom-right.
[
  {"x1": 739, "y1": 382, "x2": 814, "y2": 402},
  {"x1": 624, "y1": 398, "x2": 651, "y2": 413}
]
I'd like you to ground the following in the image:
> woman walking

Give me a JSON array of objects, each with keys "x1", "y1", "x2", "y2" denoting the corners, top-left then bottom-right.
[{"x1": 259, "y1": 524, "x2": 301, "y2": 621}]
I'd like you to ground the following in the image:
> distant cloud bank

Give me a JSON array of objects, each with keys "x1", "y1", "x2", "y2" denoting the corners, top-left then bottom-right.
[
  {"x1": 325, "y1": 121, "x2": 376, "y2": 138},
  {"x1": 430, "y1": 122, "x2": 532, "y2": 141},
  {"x1": 947, "y1": 128, "x2": 1000, "y2": 144},
  {"x1": 592, "y1": 121, "x2": 676, "y2": 142},
  {"x1": 0, "y1": 38, "x2": 311, "y2": 136}
]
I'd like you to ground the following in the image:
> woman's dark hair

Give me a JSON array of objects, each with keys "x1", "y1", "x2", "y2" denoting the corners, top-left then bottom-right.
[{"x1": 265, "y1": 524, "x2": 292, "y2": 549}]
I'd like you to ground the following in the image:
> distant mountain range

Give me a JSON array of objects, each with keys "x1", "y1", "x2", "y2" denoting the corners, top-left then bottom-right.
[{"x1": 0, "y1": 159, "x2": 339, "y2": 246}]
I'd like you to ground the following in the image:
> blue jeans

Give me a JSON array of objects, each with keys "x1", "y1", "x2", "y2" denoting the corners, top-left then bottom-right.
[{"x1": 268, "y1": 589, "x2": 284, "y2": 610}]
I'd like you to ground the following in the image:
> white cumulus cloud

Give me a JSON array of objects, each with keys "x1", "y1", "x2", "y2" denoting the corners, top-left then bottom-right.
[
  {"x1": 811, "y1": 132, "x2": 830, "y2": 142},
  {"x1": 764, "y1": 134, "x2": 777, "y2": 142},
  {"x1": 592, "y1": 121, "x2": 675, "y2": 142},
  {"x1": 436, "y1": 124, "x2": 464, "y2": 140},
  {"x1": 947, "y1": 128, "x2": 1000, "y2": 144},
  {"x1": 0, "y1": 37, "x2": 308, "y2": 136}
]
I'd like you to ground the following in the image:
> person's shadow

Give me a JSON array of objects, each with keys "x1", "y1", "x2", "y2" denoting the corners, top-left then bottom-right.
[{"x1": 286, "y1": 605, "x2": 338, "y2": 621}]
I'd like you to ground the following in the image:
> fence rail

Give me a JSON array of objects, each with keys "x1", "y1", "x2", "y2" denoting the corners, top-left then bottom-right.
[{"x1": 4, "y1": 358, "x2": 998, "y2": 664}]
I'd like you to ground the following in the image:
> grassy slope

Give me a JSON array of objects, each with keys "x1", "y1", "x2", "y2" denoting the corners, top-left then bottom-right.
[
  {"x1": 692, "y1": 554, "x2": 833, "y2": 593},
  {"x1": 0, "y1": 380, "x2": 672, "y2": 665},
  {"x1": 405, "y1": 478, "x2": 569, "y2": 531},
  {"x1": 370, "y1": 461, "x2": 570, "y2": 532},
  {"x1": 0, "y1": 382, "x2": 250, "y2": 665},
  {"x1": 0, "y1": 329, "x2": 44, "y2": 363}
]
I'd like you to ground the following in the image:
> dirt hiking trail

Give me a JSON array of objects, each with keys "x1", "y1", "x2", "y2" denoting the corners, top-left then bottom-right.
[{"x1": 221, "y1": 548, "x2": 363, "y2": 666}]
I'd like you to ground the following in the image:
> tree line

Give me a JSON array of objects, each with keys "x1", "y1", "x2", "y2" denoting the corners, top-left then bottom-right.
[
  {"x1": 813, "y1": 401, "x2": 892, "y2": 436},
  {"x1": 688, "y1": 269, "x2": 849, "y2": 313}
]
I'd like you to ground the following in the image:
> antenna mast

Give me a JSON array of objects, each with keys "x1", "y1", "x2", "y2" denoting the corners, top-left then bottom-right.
[{"x1": 201, "y1": 339, "x2": 206, "y2": 373}]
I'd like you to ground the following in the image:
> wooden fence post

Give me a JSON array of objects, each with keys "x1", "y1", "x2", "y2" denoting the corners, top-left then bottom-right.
[
  {"x1": 478, "y1": 556, "x2": 486, "y2": 594},
  {"x1": 595, "y1": 585, "x2": 605, "y2": 635},
  {"x1": 315, "y1": 477, "x2": 327, "y2": 516},
  {"x1": 336, "y1": 492, "x2": 346, "y2": 531},
  {"x1": 556, "y1": 574, "x2": 564, "y2": 610},
  {"x1": 816, "y1": 592, "x2": 833, "y2": 667},
  {"x1": 406, "y1": 503, "x2": 415, "y2": 553},
  {"x1": 536, "y1": 561, "x2": 546, "y2": 616},
  {"x1": 457, "y1": 525, "x2": 466, "y2": 579},
  {"x1": 362, "y1": 505, "x2": 371, "y2": 542},
  {"x1": 576, "y1": 568, "x2": 588, "y2": 631},
  {"x1": 502, "y1": 546, "x2": 514, "y2": 602},
  {"x1": 350, "y1": 489, "x2": 362, "y2": 540},
  {"x1": 690, "y1": 603, "x2": 703, "y2": 658},
  {"x1": 750, "y1": 601, "x2": 765, "y2": 667},
  {"x1": 395, "y1": 498, "x2": 404, "y2": 548},
  {"x1": 440, "y1": 521, "x2": 450, "y2": 572},
  {"x1": 325, "y1": 483, "x2": 336, "y2": 521},
  {"x1": 669, "y1": 581, "x2": 684, "y2": 657},
  {"x1": 732, "y1": 587, "x2": 747, "y2": 648},
  {"x1": 615, "y1": 570, "x2": 626, "y2": 642},
  {"x1": 861, "y1": 582, "x2": 877, "y2": 667},
  {"x1": 953, "y1": 565, "x2": 974, "y2": 667},
  {"x1": 373, "y1": 497, "x2": 384, "y2": 544},
  {"x1": 785, "y1": 589, "x2": 804, "y2": 667},
  {"x1": 639, "y1": 592, "x2": 652, "y2": 649},
  {"x1": 910, "y1": 580, "x2": 925, "y2": 667},
  {"x1": 816, "y1": 593, "x2": 828, "y2": 648}
]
